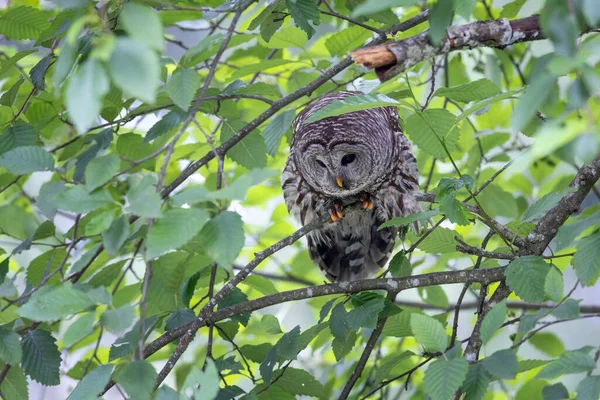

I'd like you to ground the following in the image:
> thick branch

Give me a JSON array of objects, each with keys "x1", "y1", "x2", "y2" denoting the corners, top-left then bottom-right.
[{"x1": 351, "y1": 15, "x2": 579, "y2": 81}]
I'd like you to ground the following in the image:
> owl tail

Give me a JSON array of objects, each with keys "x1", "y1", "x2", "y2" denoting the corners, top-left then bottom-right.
[{"x1": 307, "y1": 226, "x2": 396, "y2": 282}]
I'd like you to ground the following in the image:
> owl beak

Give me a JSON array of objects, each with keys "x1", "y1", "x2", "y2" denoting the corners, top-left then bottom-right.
[{"x1": 336, "y1": 176, "x2": 343, "y2": 188}]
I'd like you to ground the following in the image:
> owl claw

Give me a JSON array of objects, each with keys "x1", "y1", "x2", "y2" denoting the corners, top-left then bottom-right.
[
  {"x1": 328, "y1": 202, "x2": 344, "y2": 222},
  {"x1": 360, "y1": 193, "x2": 374, "y2": 210}
]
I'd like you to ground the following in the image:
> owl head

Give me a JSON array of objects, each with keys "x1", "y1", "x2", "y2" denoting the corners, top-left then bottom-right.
[{"x1": 291, "y1": 91, "x2": 398, "y2": 198}]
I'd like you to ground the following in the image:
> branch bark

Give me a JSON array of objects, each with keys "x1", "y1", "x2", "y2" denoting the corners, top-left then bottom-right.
[{"x1": 350, "y1": 14, "x2": 593, "y2": 81}]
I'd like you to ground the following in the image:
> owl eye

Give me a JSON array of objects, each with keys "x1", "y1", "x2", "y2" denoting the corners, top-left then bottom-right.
[
  {"x1": 316, "y1": 159, "x2": 327, "y2": 168},
  {"x1": 341, "y1": 154, "x2": 356, "y2": 166}
]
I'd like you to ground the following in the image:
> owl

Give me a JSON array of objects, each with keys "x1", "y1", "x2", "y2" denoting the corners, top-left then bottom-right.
[{"x1": 281, "y1": 91, "x2": 420, "y2": 282}]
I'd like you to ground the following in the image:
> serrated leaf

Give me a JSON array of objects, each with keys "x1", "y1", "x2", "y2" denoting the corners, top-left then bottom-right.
[
  {"x1": 120, "y1": 3, "x2": 164, "y2": 51},
  {"x1": 0, "y1": 146, "x2": 54, "y2": 175},
  {"x1": 518, "y1": 359, "x2": 551, "y2": 373},
  {"x1": 374, "y1": 351, "x2": 415, "y2": 384},
  {"x1": 576, "y1": 375, "x2": 600, "y2": 400},
  {"x1": 266, "y1": 25, "x2": 307, "y2": 48},
  {"x1": 285, "y1": 0, "x2": 320, "y2": 38},
  {"x1": 262, "y1": 110, "x2": 295, "y2": 156},
  {"x1": 85, "y1": 154, "x2": 120, "y2": 192},
  {"x1": 146, "y1": 208, "x2": 209, "y2": 260},
  {"x1": 221, "y1": 120, "x2": 267, "y2": 169},
  {"x1": 428, "y1": 0, "x2": 455, "y2": 45},
  {"x1": 0, "y1": 366, "x2": 28, "y2": 400},
  {"x1": 124, "y1": 174, "x2": 162, "y2": 218},
  {"x1": 480, "y1": 299, "x2": 507, "y2": 344},
  {"x1": 483, "y1": 349, "x2": 518, "y2": 379},
  {"x1": 102, "y1": 215, "x2": 129, "y2": 256},
  {"x1": 405, "y1": 109, "x2": 458, "y2": 159},
  {"x1": 22, "y1": 329, "x2": 62, "y2": 386},
  {"x1": 332, "y1": 330, "x2": 357, "y2": 361},
  {"x1": 67, "y1": 364, "x2": 114, "y2": 400},
  {"x1": 198, "y1": 211, "x2": 244, "y2": 269},
  {"x1": 522, "y1": 187, "x2": 575, "y2": 223},
  {"x1": 52, "y1": 185, "x2": 114, "y2": 213},
  {"x1": 439, "y1": 196, "x2": 471, "y2": 225},
  {"x1": 500, "y1": 0, "x2": 526, "y2": 18},
  {"x1": 304, "y1": 94, "x2": 399, "y2": 124},
  {"x1": 537, "y1": 349, "x2": 596, "y2": 379},
  {"x1": 167, "y1": 68, "x2": 201, "y2": 111},
  {"x1": 260, "y1": 344, "x2": 278, "y2": 386},
  {"x1": 505, "y1": 256, "x2": 551, "y2": 302},
  {"x1": 182, "y1": 362, "x2": 219, "y2": 400},
  {"x1": 418, "y1": 227, "x2": 461, "y2": 254},
  {"x1": 329, "y1": 303, "x2": 352, "y2": 341},
  {"x1": 410, "y1": 313, "x2": 448, "y2": 352},
  {"x1": 275, "y1": 368, "x2": 325, "y2": 398},
  {"x1": 0, "y1": 123, "x2": 38, "y2": 156},
  {"x1": 114, "y1": 360, "x2": 156, "y2": 399},
  {"x1": 66, "y1": 59, "x2": 110, "y2": 133},
  {"x1": 325, "y1": 25, "x2": 371, "y2": 56},
  {"x1": 0, "y1": 326, "x2": 22, "y2": 364},
  {"x1": 544, "y1": 265, "x2": 564, "y2": 302},
  {"x1": 574, "y1": 232, "x2": 600, "y2": 286},
  {"x1": 0, "y1": 76, "x2": 23, "y2": 107},
  {"x1": 382, "y1": 311, "x2": 413, "y2": 337},
  {"x1": 109, "y1": 38, "x2": 159, "y2": 104},
  {"x1": 463, "y1": 363, "x2": 492, "y2": 400},
  {"x1": 145, "y1": 109, "x2": 188, "y2": 144},
  {"x1": 277, "y1": 326, "x2": 300, "y2": 360},
  {"x1": 261, "y1": 315, "x2": 283, "y2": 335},
  {"x1": 100, "y1": 305, "x2": 135, "y2": 334},
  {"x1": 423, "y1": 357, "x2": 469, "y2": 400},
  {"x1": 389, "y1": 251, "x2": 412, "y2": 278},
  {"x1": 348, "y1": 298, "x2": 385, "y2": 330},
  {"x1": 380, "y1": 209, "x2": 439, "y2": 229},
  {"x1": 62, "y1": 312, "x2": 95, "y2": 349},
  {"x1": 552, "y1": 298, "x2": 581, "y2": 320},
  {"x1": 0, "y1": 6, "x2": 50, "y2": 40},
  {"x1": 19, "y1": 284, "x2": 96, "y2": 322},
  {"x1": 434, "y1": 79, "x2": 500, "y2": 102}
]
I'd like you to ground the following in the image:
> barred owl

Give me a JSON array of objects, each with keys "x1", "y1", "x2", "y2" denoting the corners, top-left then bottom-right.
[{"x1": 281, "y1": 91, "x2": 420, "y2": 282}]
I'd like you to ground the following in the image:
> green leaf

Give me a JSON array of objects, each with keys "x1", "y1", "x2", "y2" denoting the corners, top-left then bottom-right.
[
  {"x1": 574, "y1": 232, "x2": 600, "y2": 286},
  {"x1": 120, "y1": 2, "x2": 164, "y2": 51},
  {"x1": 261, "y1": 315, "x2": 283, "y2": 335},
  {"x1": 351, "y1": 0, "x2": 419, "y2": 18},
  {"x1": 52, "y1": 186, "x2": 114, "y2": 213},
  {"x1": 19, "y1": 284, "x2": 96, "y2": 322},
  {"x1": 146, "y1": 253, "x2": 195, "y2": 316},
  {"x1": 417, "y1": 227, "x2": 460, "y2": 254},
  {"x1": 85, "y1": 154, "x2": 120, "y2": 192},
  {"x1": 304, "y1": 94, "x2": 399, "y2": 124},
  {"x1": 332, "y1": 331, "x2": 357, "y2": 361},
  {"x1": 36, "y1": 180, "x2": 64, "y2": 219},
  {"x1": 480, "y1": 299, "x2": 507, "y2": 344},
  {"x1": 540, "y1": 0, "x2": 578, "y2": 58},
  {"x1": 348, "y1": 298, "x2": 385, "y2": 330},
  {"x1": 277, "y1": 326, "x2": 300, "y2": 360},
  {"x1": 0, "y1": 366, "x2": 28, "y2": 400},
  {"x1": 439, "y1": 196, "x2": 471, "y2": 226},
  {"x1": 530, "y1": 333, "x2": 565, "y2": 357},
  {"x1": 410, "y1": 313, "x2": 448, "y2": 352},
  {"x1": 0, "y1": 76, "x2": 23, "y2": 107},
  {"x1": 500, "y1": 0, "x2": 526, "y2": 18},
  {"x1": 260, "y1": 345, "x2": 278, "y2": 386},
  {"x1": 576, "y1": 376, "x2": 600, "y2": 400},
  {"x1": 542, "y1": 383, "x2": 569, "y2": 400},
  {"x1": 555, "y1": 213, "x2": 600, "y2": 251},
  {"x1": 167, "y1": 68, "x2": 201, "y2": 111},
  {"x1": 145, "y1": 109, "x2": 188, "y2": 144},
  {"x1": 62, "y1": 312, "x2": 95, "y2": 349},
  {"x1": 418, "y1": 286, "x2": 449, "y2": 308},
  {"x1": 0, "y1": 326, "x2": 22, "y2": 365},
  {"x1": 522, "y1": 187, "x2": 575, "y2": 223},
  {"x1": 220, "y1": 120, "x2": 267, "y2": 169},
  {"x1": 0, "y1": 146, "x2": 54, "y2": 175},
  {"x1": 505, "y1": 256, "x2": 551, "y2": 302},
  {"x1": 0, "y1": 123, "x2": 38, "y2": 156},
  {"x1": 0, "y1": 6, "x2": 50, "y2": 40},
  {"x1": 114, "y1": 360, "x2": 157, "y2": 400},
  {"x1": 482, "y1": 349, "x2": 518, "y2": 379},
  {"x1": 182, "y1": 362, "x2": 219, "y2": 400},
  {"x1": 544, "y1": 265, "x2": 564, "y2": 302},
  {"x1": 329, "y1": 303, "x2": 352, "y2": 342},
  {"x1": 100, "y1": 305, "x2": 135, "y2": 334},
  {"x1": 66, "y1": 59, "x2": 110, "y2": 133},
  {"x1": 423, "y1": 357, "x2": 469, "y2": 400},
  {"x1": 463, "y1": 363, "x2": 492, "y2": 400},
  {"x1": 374, "y1": 351, "x2": 414, "y2": 384},
  {"x1": 124, "y1": 174, "x2": 162, "y2": 218},
  {"x1": 388, "y1": 251, "x2": 412, "y2": 278},
  {"x1": 511, "y1": 75, "x2": 555, "y2": 132},
  {"x1": 198, "y1": 211, "x2": 245, "y2": 270},
  {"x1": 67, "y1": 364, "x2": 114, "y2": 400},
  {"x1": 146, "y1": 208, "x2": 209, "y2": 260},
  {"x1": 275, "y1": 368, "x2": 325, "y2": 398},
  {"x1": 102, "y1": 215, "x2": 129, "y2": 257},
  {"x1": 22, "y1": 329, "x2": 62, "y2": 386},
  {"x1": 434, "y1": 79, "x2": 500, "y2": 102},
  {"x1": 536, "y1": 348, "x2": 596, "y2": 379},
  {"x1": 455, "y1": 0, "x2": 476, "y2": 18},
  {"x1": 552, "y1": 298, "x2": 581, "y2": 320},
  {"x1": 429, "y1": 0, "x2": 455, "y2": 45},
  {"x1": 262, "y1": 110, "x2": 295, "y2": 156},
  {"x1": 285, "y1": 0, "x2": 320, "y2": 38},
  {"x1": 109, "y1": 38, "x2": 159, "y2": 104},
  {"x1": 325, "y1": 26, "x2": 371, "y2": 56},
  {"x1": 518, "y1": 359, "x2": 551, "y2": 373},
  {"x1": 405, "y1": 108, "x2": 458, "y2": 159},
  {"x1": 380, "y1": 209, "x2": 439, "y2": 229},
  {"x1": 266, "y1": 25, "x2": 307, "y2": 48}
]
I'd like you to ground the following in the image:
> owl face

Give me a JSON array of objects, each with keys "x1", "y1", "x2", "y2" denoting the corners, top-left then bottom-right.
[{"x1": 299, "y1": 138, "x2": 374, "y2": 197}]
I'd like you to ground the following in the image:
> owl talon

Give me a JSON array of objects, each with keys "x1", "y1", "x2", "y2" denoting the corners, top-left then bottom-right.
[
  {"x1": 360, "y1": 193, "x2": 374, "y2": 210},
  {"x1": 328, "y1": 202, "x2": 344, "y2": 222}
]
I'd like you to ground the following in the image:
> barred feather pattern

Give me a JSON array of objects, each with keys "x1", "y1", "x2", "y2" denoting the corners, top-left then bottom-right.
[{"x1": 281, "y1": 91, "x2": 420, "y2": 282}]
